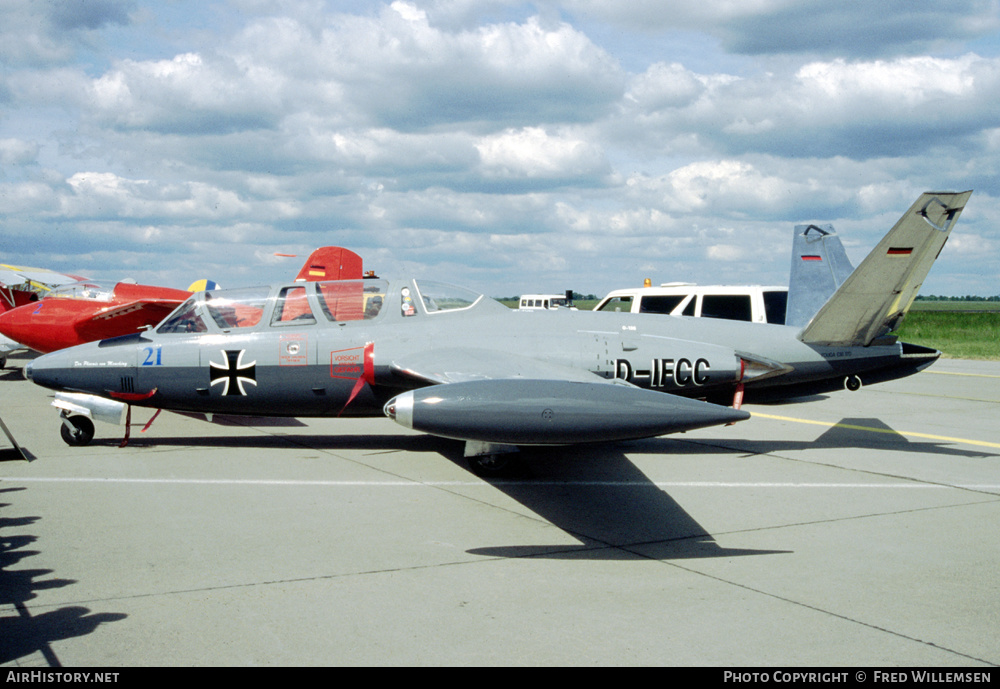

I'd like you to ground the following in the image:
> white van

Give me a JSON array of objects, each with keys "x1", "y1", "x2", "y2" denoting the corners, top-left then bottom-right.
[
  {"x1": 518, "y1": 294, "x2": 574, "y2": 310},
  {"x1": 593, "y1": 282, "x2": 788, "y2": 325}
]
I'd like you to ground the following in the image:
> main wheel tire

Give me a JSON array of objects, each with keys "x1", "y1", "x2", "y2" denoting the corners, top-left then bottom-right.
[
  {"x1": 60, "y1": 415, "x2": 95, "y2": 446},
  {"x1": 467, "y1": 453, "x2": 523, "y2": 478}
]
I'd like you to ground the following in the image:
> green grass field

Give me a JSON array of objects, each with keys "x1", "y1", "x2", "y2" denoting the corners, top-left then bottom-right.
[
  {"x1": 895, "y1": 311, "x2": 1000, "y2": 359},
  {"x1": 910, "y1": 300, "x2": 1000, "y2": 312}
]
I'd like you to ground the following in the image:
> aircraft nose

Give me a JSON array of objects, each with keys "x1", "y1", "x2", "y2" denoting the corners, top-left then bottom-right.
[
  {"x1": 24, "y1": 342, "x2": 136, "y2": 396},
  {"x1": 22, "y1": 348, "x2": 70, "y2": 391}
]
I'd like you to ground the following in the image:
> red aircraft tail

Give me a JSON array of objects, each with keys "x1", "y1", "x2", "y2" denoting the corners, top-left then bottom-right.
[{"x1": 295, "y1": 247, "x2": 363, "y2": 281}]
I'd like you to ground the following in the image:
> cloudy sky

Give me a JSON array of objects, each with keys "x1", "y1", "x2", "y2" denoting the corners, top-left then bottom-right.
[{"x1": 2, "y1": 0, "x2": 999, "y2": 298}]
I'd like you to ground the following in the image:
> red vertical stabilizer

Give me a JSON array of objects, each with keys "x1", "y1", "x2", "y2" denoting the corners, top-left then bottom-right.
[{"x1": 295, "y1": 247, "x2": 363, "y2": 282}]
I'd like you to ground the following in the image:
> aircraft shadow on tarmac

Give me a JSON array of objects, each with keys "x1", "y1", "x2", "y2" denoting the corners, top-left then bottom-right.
[
  {"x1": 452, "y1": 445, "x2": 792, "y2": 562},
  {"x1": 0, "y1": 369, "x2": 27, "y2": 383},
  {"x1": 0, "y1": 486, "x2": 127, "y2": 666},
  {"x1": 627, "y1": 416, "x2": 998, "y2": 461},
  {"x1": 456, "y1": 414, "x2": 997, "y2": 561}
]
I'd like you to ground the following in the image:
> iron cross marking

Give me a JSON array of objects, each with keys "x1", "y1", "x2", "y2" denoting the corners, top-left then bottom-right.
[{"x1": 210, "y1": 349, "x2": 257, "y2": 396}]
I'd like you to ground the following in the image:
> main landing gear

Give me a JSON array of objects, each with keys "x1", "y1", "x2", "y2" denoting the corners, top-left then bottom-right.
[
  {"x1": 464, "y1": 441, "x2": 524, "y2": 477},
  {"x1": 467, "y1": 452, "x2": 525, "y2": 478}
]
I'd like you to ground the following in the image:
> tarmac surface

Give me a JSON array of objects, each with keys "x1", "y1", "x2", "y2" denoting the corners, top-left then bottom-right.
[{"x1": 1, "y1": 352, "x2": 998, "y2": 667}]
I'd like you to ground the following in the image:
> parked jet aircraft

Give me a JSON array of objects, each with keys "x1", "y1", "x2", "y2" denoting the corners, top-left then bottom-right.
[
  {"x1": 0, "y1": 247, "x2": 363, "y2": 356},
  {"x1": 24, "y1": 192, "x2": 970, "y2": 474}
]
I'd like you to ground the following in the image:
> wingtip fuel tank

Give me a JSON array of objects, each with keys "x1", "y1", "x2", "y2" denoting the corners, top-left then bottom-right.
[{"x1": 384, "y1": 379, "x2": 750, "y2": 445}]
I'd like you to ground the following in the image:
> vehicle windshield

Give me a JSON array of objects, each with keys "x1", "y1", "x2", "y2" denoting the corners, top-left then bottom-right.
[
  {"x1": 44, "y1": 281, "x2": 115, "y2": 303},
  {"x1": 597, "y1": 296, "x2": 632, "y2": 312}
]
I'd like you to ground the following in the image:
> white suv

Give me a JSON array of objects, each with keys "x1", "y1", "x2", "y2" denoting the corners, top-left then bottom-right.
[{"x1": 593, "y1": 282, "x2": 789, "y2": 324}]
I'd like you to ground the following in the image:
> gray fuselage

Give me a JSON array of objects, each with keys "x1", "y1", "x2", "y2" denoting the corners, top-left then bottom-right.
[{"x1": 26, "y1": 277, "x2": 937, "y2": 420}]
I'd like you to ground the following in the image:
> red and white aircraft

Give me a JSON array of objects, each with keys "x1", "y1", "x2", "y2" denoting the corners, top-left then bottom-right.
[
  {"x1": 0, "y1": 247, "x2": 363, "y2": 357},
  {"x1": 1, "y1": 263, "x2": 90, "y2": 367}
]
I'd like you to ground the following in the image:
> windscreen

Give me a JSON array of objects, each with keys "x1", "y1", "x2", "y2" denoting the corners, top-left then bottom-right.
[
  {"x1": 45, "y1": 281, "x2": 115, "y2": 302},
  {"x1": 413, "y1": 280, "x2": 482, "y2": 313}
]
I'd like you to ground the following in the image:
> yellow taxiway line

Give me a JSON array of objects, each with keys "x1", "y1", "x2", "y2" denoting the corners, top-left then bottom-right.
[{"x1": 750, "y1": 412, "x2": 1000, "y2": 450}]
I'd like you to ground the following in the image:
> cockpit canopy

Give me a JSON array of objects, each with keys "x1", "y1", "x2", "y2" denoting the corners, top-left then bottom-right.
[
  {"x1": 45, "y1": 281, "x2": 117, "y2": 303},
  {"x1": 155, "y1": 278, "x2": 486, "y2": 334}
]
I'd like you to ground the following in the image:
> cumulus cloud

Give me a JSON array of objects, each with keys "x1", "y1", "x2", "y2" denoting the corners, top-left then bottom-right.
[
  {"x1": 564, "y1": 0, "x2": 1000, "y2": 57},
  {"x1": 620, "y1": 53, "x2": 1000, "y2": 160},
  {"x1": 87, "y1": 52, "x2": 285, "y2": 133},
  {"x1": 226, "y1": 3, "x2": 623, "y2": 131},
  {"x1": 476, "y1": 126, "x2": 609, "y2": 182},
  {"x1": 0, "y1": 0, "x2": 135, "y2": 66},
  {"x1": 624, "y1": 159, "x2": 854, "y2": 220},
  {"x1": 57, "y1": 172, "x2": 300, "y2": 223},
  {"x1": 625, "y1": 62, "x2": 707, "y2": 111},
  {"x1": 705, "y1": 243, "x2": 745, "y2": 261},
  {"x1": 0, "y1": 138, "x2": 40, "y2": 166}
]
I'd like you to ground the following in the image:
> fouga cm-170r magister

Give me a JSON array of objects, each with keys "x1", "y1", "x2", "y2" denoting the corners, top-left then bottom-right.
[{"x1": 25, "y1": 191, "x2": 971, "y2": 475}]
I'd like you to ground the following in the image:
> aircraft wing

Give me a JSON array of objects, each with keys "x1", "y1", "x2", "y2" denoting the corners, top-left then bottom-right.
[
  {"x1": 0, "y1": 264, "x2": 87, "y2": 291},
  {"x1": 74, "y1": 298, "x2": 187, "y2": 342},
  {"x1": 390, "y1": 347, "x2": 615, "y2": 386},
  {"x1": 798, "y1": 191, "x2": 972, "y2": 347},
  {"x1": 0, "y1": 336, "x2": 23, "y2": 356}
]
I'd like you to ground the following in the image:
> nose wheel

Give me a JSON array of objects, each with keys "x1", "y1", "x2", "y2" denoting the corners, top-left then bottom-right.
[{"x1": 60, "y1": 413, "x2": 95, "y2": 447}]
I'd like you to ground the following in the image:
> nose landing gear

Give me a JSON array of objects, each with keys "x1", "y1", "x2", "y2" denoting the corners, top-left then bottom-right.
[{"x1": 60, "y1": 413, "x2": 95, "y2": 446}]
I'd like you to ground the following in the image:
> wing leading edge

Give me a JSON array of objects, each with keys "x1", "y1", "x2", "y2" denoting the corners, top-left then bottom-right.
[
  {"x1": 75, "y1": 298, "x2": 189, "y2": 342},
  {"x1": 390, "y1": 347, "x2": 613, "y2": 385}
]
